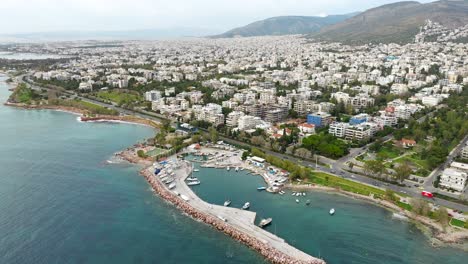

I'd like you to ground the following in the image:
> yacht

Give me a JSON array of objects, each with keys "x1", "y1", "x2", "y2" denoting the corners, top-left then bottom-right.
[
  {"x1": 259, "y1": 218, "x2": 272, "y2": 228},
  {"x1": 187, "y1": 180, "x2": 201, "y2": 186},
  {"x1": 186, "y1": 177, "x2": 198, "y2": 181},
  {"x1": 224, "y1": 200, "x2": 231, "y2": 207},
  {"x1": 329, "y1": 208, "x2": 335, "y2": 215},
  {"x1": 242, "y1": 202, "x2": 250, "y2": 210}
]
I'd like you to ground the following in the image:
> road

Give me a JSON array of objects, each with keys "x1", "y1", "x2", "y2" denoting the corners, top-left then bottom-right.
[{"x1": 22, "y1": 76, "x2": 468, "y2": 212}]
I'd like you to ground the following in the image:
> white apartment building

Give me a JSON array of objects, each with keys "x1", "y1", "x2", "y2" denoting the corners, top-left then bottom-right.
[
  {"x1": 344, "y1": 123, "x2": 377, "y2": 141},
  {"x1": 461, "y1": 144, "x2": 468, "y2": 160},
  {"x1": 374, "y1": 114, "x2": 398, "y2": 127},
  {"x1": 145, "y1": 90, "x2": 162, "y2": 101},
  {"x1": 439, "y1": 168, "x2": 467, "y2": 192},
  {"x1": 422, "y1": 95, "x2": 443, "y2": 107},
  {"x1": 329, "y1": 122, "x2": 349, "y2": 138},
  {"x1": 238, "y1": 115, "x2": 264, "y2": 131},
  {"x1": 390, "y1": 84, "x2": 408, "y2": 95},
  {"x1": 226, "y1": 111, "x2": 245, "y2": 127}
]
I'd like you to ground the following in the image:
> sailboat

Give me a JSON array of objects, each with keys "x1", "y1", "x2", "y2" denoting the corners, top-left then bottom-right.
[{"x1": 224, "y1": 200, "x2": 231, "y2": 207}]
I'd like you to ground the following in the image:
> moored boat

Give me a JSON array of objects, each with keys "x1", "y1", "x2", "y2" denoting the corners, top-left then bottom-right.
[
  {"x1": 242, "y1": 202, "x2": 250, "y2": 210},
  {"x1": 295, "y1": 199, "x2": 299, "y2": 203},
  {"x1": 305, "y1": 200, "x2": 311, "y2": 205},
  {"x1": 257, "y1": 187, "x2": 267, "y2": 191},
  {"x1": 168, "y1": 182, "x2": 176, "y2": 189},
  {"x1": 186, "y1": 177, "x2": 198, "y2": 181},
  {"x1": 329, "y1": 208, "x2": 335, "y2": 215},
  {"x1": 187, "y1": 180, "x2": 201, "y2": 186},
  {"x1": 224, "y1": 200, "x2": 232, "y2": 206},
  {"x1": 259, "y1": 218, "x2": 272, "y2": 228}
]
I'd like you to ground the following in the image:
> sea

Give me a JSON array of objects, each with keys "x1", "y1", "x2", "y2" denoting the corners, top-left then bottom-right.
[{"x1": 0, "y1": 63, "x2": 467, "y2": 263}]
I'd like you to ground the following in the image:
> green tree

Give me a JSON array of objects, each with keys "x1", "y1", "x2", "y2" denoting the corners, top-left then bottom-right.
[
  {"x1": 394, "y1": 162, "x2": 412, "y2": 183},
  {"x1": 137, "y1": 150, "x2": 147, "y2": 158},
  {"x1": 410, "y1": 199, "x2": 430, "y2": 216},
  {"x1": 209, "y1": 127, "x2": 219, "y2": 143},
  {"x1": 433, "y1": 207, "x2": 449, "y2": 227}
]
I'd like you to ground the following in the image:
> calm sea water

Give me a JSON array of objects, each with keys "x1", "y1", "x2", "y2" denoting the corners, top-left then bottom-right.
[
  {"x1": 1, "y1": 73, "x2": 467, "y2": 264},
  {"x1": 0, "y1": 75, "x2": 264, "y2": 264},
  {"x1": 189, "y1": 159, "x2": 468, "y2": 263}
]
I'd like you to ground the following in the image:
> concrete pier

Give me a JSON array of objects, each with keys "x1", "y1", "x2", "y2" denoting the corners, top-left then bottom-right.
[{"x1": 142, "y1": 159, "x2": 325, "y2": 264}]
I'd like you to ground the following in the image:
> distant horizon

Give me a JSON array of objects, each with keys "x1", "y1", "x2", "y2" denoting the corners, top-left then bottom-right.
[{"x1": 0, "y1": 0, "x2": 436, "y2": 35}]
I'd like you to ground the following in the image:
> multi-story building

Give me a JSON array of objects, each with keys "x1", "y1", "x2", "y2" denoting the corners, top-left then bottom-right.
[
  {"x1": 439, "y1": 168, "x2": 467, "y2": 192},
  {"x1": 350, "y1": 113, "x2": 370, "y2": 125},
  {"x1": 307, "y1": 112, "x2": 334, "y2": 128},
  {"x1": 226, "y1": 111, "x2": 245, "y2": 127},
  {"x1": 328, "y1": 122, "x2": 349, "y2": 138},
  {"x1": 344, "y1": 123, "x2": 377, "y2": 141},
  {"x1": 265, "y1": 107, "x2": 288, "y2": 124},
  {"x1": 145, "y1": 90, "x2": 162, "y2": 101},
  {"x1": 461, "y1": 144, "x2": 468, "y2": 160}
]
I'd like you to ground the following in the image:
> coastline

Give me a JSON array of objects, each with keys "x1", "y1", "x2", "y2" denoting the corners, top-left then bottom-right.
[{"x1": 4, "y1": 102, "x2": 160, "y2": 129}]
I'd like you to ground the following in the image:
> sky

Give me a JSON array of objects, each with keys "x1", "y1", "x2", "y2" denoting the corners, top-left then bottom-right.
[{"x1": 0, "y1": 0, "x2": 435, "y2": 34}]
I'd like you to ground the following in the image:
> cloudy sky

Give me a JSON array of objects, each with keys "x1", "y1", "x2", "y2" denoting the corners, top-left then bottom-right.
[{"x1": 1, "y1": 0, "x2": 435, "y2": 34}]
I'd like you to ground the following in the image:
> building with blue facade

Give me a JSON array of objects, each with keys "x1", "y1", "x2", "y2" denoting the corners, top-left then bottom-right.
[
  {"x1": 307, "y1": 112, "x2": 333, "y2": 127},
  {"x1": 350, "y1": 113, "x2": 370, "y2": 125}
]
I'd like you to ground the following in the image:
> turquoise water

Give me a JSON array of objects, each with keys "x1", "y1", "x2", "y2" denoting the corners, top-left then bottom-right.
[
  {"x1": 189, "y1": 162, "x2": 468, "y2": 264},
  {"x1": 0, "y1": 75, "x2": 263, "y2": 264}
]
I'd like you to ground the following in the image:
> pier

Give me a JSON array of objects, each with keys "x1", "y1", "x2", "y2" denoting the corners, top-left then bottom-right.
[{"x1": 141, "y1": 158, "x2": 325, "y2": 264}]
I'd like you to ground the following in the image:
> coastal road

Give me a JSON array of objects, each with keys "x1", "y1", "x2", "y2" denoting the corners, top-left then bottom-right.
[{"x1": 22, "y1": 76, "x2": 468, "y2": 212}]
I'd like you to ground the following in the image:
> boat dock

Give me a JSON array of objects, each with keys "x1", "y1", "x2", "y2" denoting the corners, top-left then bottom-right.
[{"x1": 144, "y1": 159, "x2": 324, "y2": 264}]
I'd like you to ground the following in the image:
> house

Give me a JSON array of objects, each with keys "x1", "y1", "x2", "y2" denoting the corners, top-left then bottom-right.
[
  {"x1": 439, "y1": 168, "x2": 467, "y2": 192},
  {"x1": 399, "y1": 138, "x2": 416, "y2": 148}
]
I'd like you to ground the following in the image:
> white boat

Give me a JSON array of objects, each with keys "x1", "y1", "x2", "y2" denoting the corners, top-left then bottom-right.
[
  {"x1": 187, "y1": 180, "x2": 201, "y2": 186},
  {"x1": 302, "y1": 192, "x2": 306, "y2": 196},
  {"x1": 165, "y1": 178, "x2": 174, "y2": 184},
  {"x1": 180, "y1": 194, "x2": 190, "y2": 201},
  {"x1": 240, "y1": 168, "x2": 244, "y2": 171},
  {"x1": 292, "y1": 192, "x2": 296, "y2": 196},
  {"x1": 168, "y1": 182, "x2": 176, "y2": 189},
  {"x1": 278, "y1": 191, "x2": 285, "y2": 195},
  {"x1": 295, "y1": 199, "x2": 299, "y2": 203},
  {"x1": 259, "y1": 218, "x2": 272, "y2": 228},
  {"x1": 227, "y1": 167, "x2": 230, "y2": 171},
  {"x1": 193, "y1": 169, "x2": 200, "y2": 172},
  {"x1": 186, "y1": 177, "x2": 198, "y2": 181},
  {"x1": 224, "y1": 200, "x2": 231, "y2": 207},
  {"x1": 242, "y1": 202, "x2": 250, "y2": 210},
  {"x1": 235, "y1": 167, "x2": 239, "y2": 172},
  {"x1": 329, "y1": 208, "x2": 335, "y2": 215}
]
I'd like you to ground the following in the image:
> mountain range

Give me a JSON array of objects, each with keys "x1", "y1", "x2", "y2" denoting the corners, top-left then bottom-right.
[
  {"x1": 311, "y1": 0, "x2": 468, "y2": 44},
  {"x1": 212, "y1": 13, "x2": 358, "y2": 38}
]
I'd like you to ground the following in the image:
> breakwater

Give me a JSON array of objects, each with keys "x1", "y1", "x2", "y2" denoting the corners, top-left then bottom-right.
[{"x1": 140, "y1": 168, "x2": 325, "y2": 264}]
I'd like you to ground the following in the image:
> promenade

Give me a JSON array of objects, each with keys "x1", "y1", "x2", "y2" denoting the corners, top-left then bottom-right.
[{"x1": 143, "y1": 158, "x2": 325, "y2": 264}]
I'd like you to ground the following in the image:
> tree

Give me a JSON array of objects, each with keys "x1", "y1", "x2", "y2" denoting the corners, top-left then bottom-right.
[
  {"x1": 364, "y1": 160, "x2": 387, "y2": 178},
  {"x1": 137, "y1": 150, "x2": 147, "y2": 158},
  {"x1": 410, "y1": 199, "x2": 431, "y2": 216},
  {"x1": 241, "y1": 151, "x2": 250, "y2": 161},
  {"x1": 394, "y1": 162, "x2": 412, "y2": 183},
  {"x1": 433, "y1": 207, "x2": 449, "y2": 227},
  {"x1": 251, "y1": 136, "x2": 266, "y2": 147},
  {"x1": 208, "y1": 127, "x2": 219, "y2": 143},
  {"x1": 384, "y1": 189, "x2": 398, "y2": 202},
  {"x1": 161, "y1": 119, "x2": 171, "y2": 132},
  {"x1": 191, "y1": 134, "x2": 202, "y2": 143},
  {"x1": 295, "y1": 148, "x2": 311, "y2": 159},
  {"x1": 154, "y1": 131, "x2": 167, "y2": 145}
]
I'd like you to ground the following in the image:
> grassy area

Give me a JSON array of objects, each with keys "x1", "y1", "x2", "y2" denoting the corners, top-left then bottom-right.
[
  {"x1": 433, "y1": 193, "x2": 468, "y2": 206},
  {"x1": 307, "y1": 172, "x2": 386, "y2": 197},
  {"x1": 49, "y1": 99, "x2": 119, "y2": 115},
  {"x1": 397, "y1": 201, "x2": 412, "y2": 211},
  {"x1": 146, "y1": 148, "x2": 168, "y2": 157},
  {"x1": 96, "y1": 91, "x2": 142, "y2": 106},
  {"x1": 450, "y1": 218, "x2": 467, "y2": 229},
  {"x1": 377, "y1": 144, "x2": 401, "y2": 159}
]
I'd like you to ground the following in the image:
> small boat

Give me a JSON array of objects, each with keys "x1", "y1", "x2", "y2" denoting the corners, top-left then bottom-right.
[
  {"x1": 302, "y1": 192, "x2": 306, "y2": 196},
  {"x1": 257, "y1": 187, "x2": 267, "y2": 191},
  {"x1": 217, "y1": 215, "x2": 227, "y2": 222},
  {"x1": 240, "y1": 168, "x2": 244, "y2": 171},
  {"x1": 180, "y1": 194, "x2": 190, "y2": 201},
  {"x1": 224, "y1": 200, "x2": 232, "y2": 207},
  {"x1": 295, "y1": 199, "x2": 299, "y2": 203},
  {"x1": 242, "y1": 202, "x2": 250, "y2": 210},
  {"x1": 193, "y1": 169, "x2": 200, "y2": 172},
  {"x1": 187, "y1": 180, "x2": 201, "y2": 186},
  {"x1": 227, "y1": 167, "x2": 230, "y2": 171},
  {"x1": 168, "y1": 182, "x2": 176, "y2": 189},
  {"x1": 278, "y1": 191, "x2": 285, "y2": 195},
  {"x1": 235, "y1": 167, "x2": 239, "y2": 172},
  {"x1": 329, "y1": 208, "x2": 335, "y2": 215},
  {"x1": 186, "y1": 177, "x2": 198, "y2": 181},
  {"x1": 259, "y1": 218, "x2": 272, "y2": 228},
  {"x1": 165, "y1": 178, "x2": 174, "y2": 184},
  {"x1": 292, "y1": 192, "x2": 296, "y2": 196},
  {"x1": 305, "y1": 200, "x2": 311, "y2": 205}
]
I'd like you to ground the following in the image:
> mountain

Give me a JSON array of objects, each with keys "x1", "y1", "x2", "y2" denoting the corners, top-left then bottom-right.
[
  {"x1": 212, "y1": 13, "x2": 359, "y2": 38},
  {"x1": 310, "y1": 0, "x2": 468, "y2": 44}
]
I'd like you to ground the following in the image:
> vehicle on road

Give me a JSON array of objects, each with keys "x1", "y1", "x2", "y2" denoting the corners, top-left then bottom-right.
[{"x1": 421, "y1": 191, "x2": 434, "y2": 198}]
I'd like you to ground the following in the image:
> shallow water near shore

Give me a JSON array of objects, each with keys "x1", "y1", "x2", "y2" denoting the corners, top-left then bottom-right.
[
  {"x1": 0, "y1": 75, "x2": 264, "y2": 264},
  {"x1": 189, "y1": 162, "x2": 468, "y2": 264}
]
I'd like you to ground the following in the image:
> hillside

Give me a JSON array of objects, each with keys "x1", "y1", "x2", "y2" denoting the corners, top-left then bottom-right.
[
  {"x1": 213, "y1": 13, "x2": 358, "y2": 38},
  {"x1": 310, "y1": 0, "x2": 468, "y2": 44}
]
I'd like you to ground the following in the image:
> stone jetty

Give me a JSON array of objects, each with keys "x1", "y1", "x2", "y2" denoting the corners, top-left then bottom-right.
[{"x1": 140, "y1": 164, "x2": 325, "y2": 264}]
